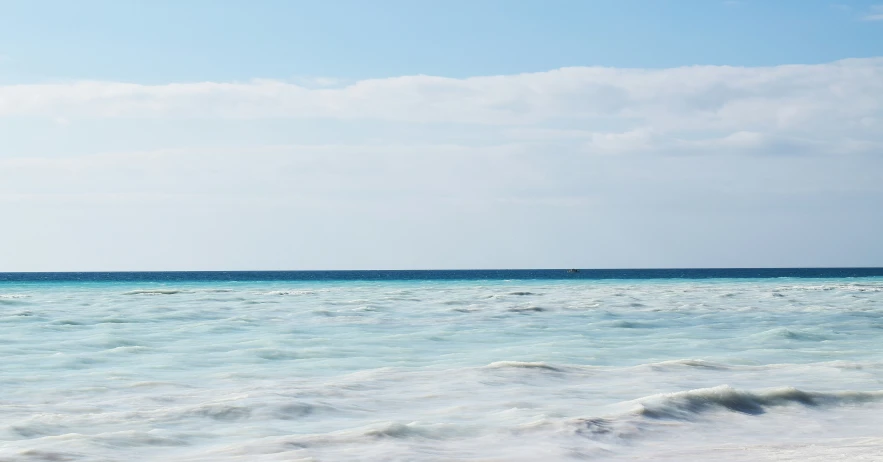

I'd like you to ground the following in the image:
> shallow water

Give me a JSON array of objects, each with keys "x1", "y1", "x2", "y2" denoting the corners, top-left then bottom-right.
[{"x1": 2, "y1": 276, "x2": 883, "y2": 460}]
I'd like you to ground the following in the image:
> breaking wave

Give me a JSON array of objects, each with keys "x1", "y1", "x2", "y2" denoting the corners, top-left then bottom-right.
[
  {"x1": 485, "y1": 361, "x2": 564, "y2": 371},
  {"x1": 123, "y1": 289, "x2": 188, "y2": 295},
  {"x1": 629, "y1": 385, "x2": 883, "y2": 420}
]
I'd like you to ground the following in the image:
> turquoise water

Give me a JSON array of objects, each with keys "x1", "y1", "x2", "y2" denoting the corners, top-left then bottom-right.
[{"x1": 2, "y1": 276, "x2": 883, "y2": 460}]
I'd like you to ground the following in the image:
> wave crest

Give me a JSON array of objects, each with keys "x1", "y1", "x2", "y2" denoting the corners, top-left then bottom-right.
[
  {"x1": 485, "y1": 361, "x2": 563, "y2": 371},
  {"x1": 640, "y1": 359, "x2": 729, "y2": 370},
  {"x1": 632, "y1": 385, "x2": 883, "y2": 420},
  {"x1": 123, "y1": 289, "x2": 186, "y2": 295}
]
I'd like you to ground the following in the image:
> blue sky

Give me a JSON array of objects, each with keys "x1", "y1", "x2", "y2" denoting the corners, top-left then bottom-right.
[
  {"x1": 0, "y1": 1, "x2": 882, "y2": 270},
  {"x1": 2, "y1": 0, "x2": 882, "y2": 83}
]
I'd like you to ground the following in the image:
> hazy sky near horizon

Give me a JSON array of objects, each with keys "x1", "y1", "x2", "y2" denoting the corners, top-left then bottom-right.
[{"x1": 1, "y1": 0, "x2": 882, "y2": 271}]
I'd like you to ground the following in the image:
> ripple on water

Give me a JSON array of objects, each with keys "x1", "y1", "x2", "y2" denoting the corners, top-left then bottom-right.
[{"x1": 2, "y1": 277, "x2": 883, "y2": 461}]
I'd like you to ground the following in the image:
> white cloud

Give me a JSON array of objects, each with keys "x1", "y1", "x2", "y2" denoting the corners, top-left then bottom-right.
[
  {"x1": 2, "y1": 140, "x2": 881, "y2": 270},
  {"x1": 1, "y1": 59, "x2": 878, "y2": 125},
  {"x1": 1, "y1": 58, "x2": 881, "y2": 156},
  {"x1": 862, "y1": 5, "x2": 883, "y2": 20},
  {"x1": 1, "y1": 59, "x2": 882, "y2": 270}
]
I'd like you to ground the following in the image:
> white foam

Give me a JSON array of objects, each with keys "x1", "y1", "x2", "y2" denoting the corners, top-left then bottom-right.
[{"x1": 3, "y1": 277, "x2": 883, "y2": 460}]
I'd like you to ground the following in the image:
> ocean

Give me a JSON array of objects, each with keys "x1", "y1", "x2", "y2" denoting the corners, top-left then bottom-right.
[{"x1": 2, "y1": 269, "x2": 883, "y2": 461}]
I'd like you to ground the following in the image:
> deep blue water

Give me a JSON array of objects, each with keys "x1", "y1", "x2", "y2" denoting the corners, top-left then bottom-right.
[{"x1": 0, "y1": 267, "x2": 882, "y2": 283}]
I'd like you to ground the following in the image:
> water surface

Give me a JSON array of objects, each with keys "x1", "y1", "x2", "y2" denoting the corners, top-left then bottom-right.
[{"x1": 2, "y1": 270, "x2": 883, "y2": 460}]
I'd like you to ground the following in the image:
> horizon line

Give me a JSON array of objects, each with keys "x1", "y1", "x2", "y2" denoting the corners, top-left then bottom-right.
[{"x1": 2, "y1": 267, "x2": 883, "y2": 274}]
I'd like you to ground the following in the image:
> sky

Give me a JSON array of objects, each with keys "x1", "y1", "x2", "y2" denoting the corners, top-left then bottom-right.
[{"x1": 1, "y1": 0, "x2": 882, "y2": 271}]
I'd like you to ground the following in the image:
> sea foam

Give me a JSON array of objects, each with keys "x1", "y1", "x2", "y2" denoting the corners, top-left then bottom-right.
[{"x1": 2, "y1": 276, "x2": 883, "y2": 460}]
